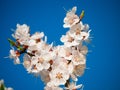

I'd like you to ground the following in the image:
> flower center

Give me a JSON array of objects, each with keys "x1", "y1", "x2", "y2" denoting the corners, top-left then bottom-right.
[
  {"x1": 69, "y1": 19, "x2": 74, "y2": 25},
  {"x1": 38, "y1": 58, "x2": 44, "y2": 63},
  {"x1": 56, "y1": 72, "x2": 63, "y2": 79},
  {"x1": 74, "y1": 56, "x2": 80, "y2": 62},
  {"x1": 76, "y1": 28, "x2": 81, "y2": 35},
  {"x1": 68, "y1": 37, "x2": 74, "y2": 42},
  {"x1": 33, "y1": 65, "x2": 37, "y2": 70},
  {"x1": 66, "y1": 51, "x2": 72, "y2": 57}
]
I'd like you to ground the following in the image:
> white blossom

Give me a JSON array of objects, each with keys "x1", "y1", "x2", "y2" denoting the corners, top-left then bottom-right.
[
  {"x1": 30, "y1": 32, "x2": 44, "y2": 40},
  {"x1": 23, "y1": 54, "x2": 31, "y2": 69},
  {"x1": 60, "y1": 34, "x2": 79, "y2": 47},
  {"x1": 12, "y1": 24, "x2": 30, "y2": 45},
  {"x1": 68, "y1": 22, "x2": 90, "y2": 41},
  {"x1": 48, "y1": 57, "x2": 74, "y2": 87},
  {"x1": 72, "y1": 51, "x2": 86, "y2": 65},
  {"x1": 77, "y1": 44, "x2": 88, "y2": 55},
  {"x1": 9, "y1": 49, "x2": 20, "y2": 64},
  {"x1": 27, "y1": 41, "x2": 44, "y2": 54},
  {"x1": 69, "y1": 22, "x2": 84, "y2": 34},
  {"x1": 56, "y1": 46, "x2": 72, "y2": 60},
  {"x1": 80, "y1": 30, "x2": 91, "y2": 40},
  {"x1": 40, "y1": 70, "x2": 50, "y2": 83},
  {"x1": 73, "y1": 64, "x2": 86, "y2": 76},
  {"x1": 27, "y1": 54, "x2": 51, "y2": 73},
  {"x1": 64, "y1": 82, "x2": 82, "y2": 90},
  {"x1": 49, "y1": 68, "x2": 69, "y2": 86},
  {"x1": 63, "y1": 6, "x2": 79, "y2": 28},
  {"x1": 44, "y1": 85, "x2": 63, "y2": 90}
]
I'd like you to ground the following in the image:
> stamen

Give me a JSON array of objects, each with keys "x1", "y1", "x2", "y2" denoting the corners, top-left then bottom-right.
[{"x1": 56, "y1": 72, "x2": 63, "y2": 79}]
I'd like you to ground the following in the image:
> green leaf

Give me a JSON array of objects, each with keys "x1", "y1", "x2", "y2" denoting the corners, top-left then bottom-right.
[
  {"x1": 80, "y1": 10, "x2": 85, "y2": 20},
  {"x1": 8, "y1": 38, "x2": 15, "y2": 46},
  {"x1": 0, "y1": 84, "x2": 5, "y2": 90},
  {"x1": 8, "y1": 38, "x2": 24, "y2": 51},
  {"x1": 17, "y1": 46, "x2": 23, "y2": 51}
]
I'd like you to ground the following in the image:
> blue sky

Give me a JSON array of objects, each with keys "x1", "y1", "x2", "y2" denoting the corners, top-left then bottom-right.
[{"x1": 0, "y1": 0, "x2": 120, "y2": 90}]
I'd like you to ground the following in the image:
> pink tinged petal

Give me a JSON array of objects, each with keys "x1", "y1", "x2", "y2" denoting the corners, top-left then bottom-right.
[
  {"x1": 32, "y1": 69, "x2": 39, "y2": 73},
  {"x1": 71, "y1": 6, "x2": 77, "y2": 13},
  {"x1": 36, "y1": 63, "x2": 43, "y2": 71},
  {"x1": 14, "y1": 57, "x2": 20, "y2": 64},
  {"x1": 83, "y1": 24, "x2": 89, "y2": 30},
  {"x1": 75, "y1": 84, "x2": 83, "y2": 89},
  {"x1": 63, "y1": 24, "x2": 70, "y2": 28},
  {"x1": 63, "y1": 73, "x2": 69, "y2": 80},
  {"x1": 23, "y1": 60, "x2": 31, "y2": 68},
  {"x1": 71, "y1": 74, "x2": 78, "y2": 81},
  {"x1": 43, "y1": 62, "x2": 50, "y2": 69}
]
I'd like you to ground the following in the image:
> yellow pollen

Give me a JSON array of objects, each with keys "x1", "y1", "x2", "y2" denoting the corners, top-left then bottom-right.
[
  {"x1": 56, "y1": 72, "x2": 63, "y2": 79},
  {"x1": 38, "y1": 58, "x2": 44, "y2": 63},
  {"x1": 33, "y1": 65, "x2": 37, "y2": 70},
  {"x1": 76, "y1": 28, "x2": 81, "y2": 35},
  {"x1": 69, "y1": 19, "x2": 74, "y2": 25},
  {"x1": 74, "y1": 56, "x2": 80, "y2": 62},
  {"x1": 68, "y1": 37, "x2": 74, "y2": 42}
]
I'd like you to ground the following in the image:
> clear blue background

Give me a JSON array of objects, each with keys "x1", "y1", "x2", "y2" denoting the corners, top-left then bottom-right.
[{"x1": 0, "y1": 0, "x2": 120, "y2": 90}]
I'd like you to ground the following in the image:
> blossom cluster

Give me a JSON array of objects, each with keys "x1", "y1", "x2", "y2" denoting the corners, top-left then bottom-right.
[
  {"x1": 0, "y1": 79, "x2": 13, "y2": 90},
  {"x1": 8, "y1": 6, "x2": 91, "y2": 90}
]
